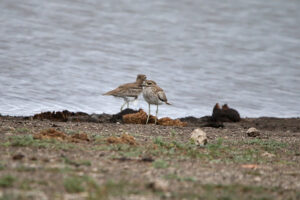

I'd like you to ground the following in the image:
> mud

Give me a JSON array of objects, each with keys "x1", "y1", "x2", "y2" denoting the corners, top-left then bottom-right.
[{"x1": 33, "y1": 128, "x2": 90, "y2": 143}]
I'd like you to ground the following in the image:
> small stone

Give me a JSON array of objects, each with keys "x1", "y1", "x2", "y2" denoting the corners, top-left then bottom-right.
[
  {"x1": 254, "y1": 176, "x2": 261, "y2": 182},
  {"x1": 30, "y1": 157, "x2": 38, "y2": 161},
  {"x1": 92, "y1": 168, "x2": 98, "y2": 172},
  {"x1": 5, "y1": 132, "x2": 13, "y2": 136},
  {"x1": 190, "y1": 128, "x2": 208, "y2": 146},
  {"x1": 246, "y1": 127, "x2": 260, "y2": 137},
  {"x1": 12, "y1": 153, "x2": 25, "y2": 160},
  {"x1": 140, "y1": 156, "x2": 154, "y2": 162},
  {"x1": 261, "y1": 152, "x2": 275, "y2": 158},
  {"x1": 147, "y1": 179, "x2": 169, "y2": 192},
  {"x1": 2, "y1": 126, "x2": 15, "y2": 132},
  {"x1": 162, "y1": 192, "x2": 172, "y2": 198}
]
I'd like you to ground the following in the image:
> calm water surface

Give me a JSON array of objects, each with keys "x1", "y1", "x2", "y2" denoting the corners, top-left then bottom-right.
[{"x1": 0, "y1": 0, "x2": 300, "y2": 118}]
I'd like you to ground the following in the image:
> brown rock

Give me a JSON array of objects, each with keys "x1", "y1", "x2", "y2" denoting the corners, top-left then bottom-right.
[
  {"x1": 123, "y1": 109, "x2": 186, "y2": 126},
  {"x1": 157, "y1": 117, "x2": 187, "y2": 127},
  {"x1": 212, "y1": 103, "x2": 241, "y2": 122},
  {"x1": 33, "y1": 128, "x2": 68, "y2": 141},
  {"x1": 33, "y1": 110, "x2": 89, "y2": 122},
  {"x1": 12, "y1": 153, "x2": 25, "y2": 160},
  {"x1": 71, "y1": 133, "x2": 90, "y2": 142},
  {"x1": 122, "y1": 109, "x2": 156, "y2": 124},
  {"x1": 106, "y1": 134, "x2": 138, "y2": 145},
  {"x1": 147, "y1": 179, "x2": 169, "y2": 192},
  {"x1": 33, "y1": 129, "x2": 89, "y2": 143}
]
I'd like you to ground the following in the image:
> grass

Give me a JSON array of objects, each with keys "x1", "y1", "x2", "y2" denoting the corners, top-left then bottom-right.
[
  {"x1": 164, "y1": 174, "x2": 196, "y2": 182},
  {"x1": 169, "y1": 183, "x2": 282, "y2": 200},
  {"x1": 153, "y1": 159, "x2": 169, "y2": 169},
  {"x1": 64, "y1": 129, "x2": 80, "y2": 135},
  {"x1": 0, "y1": 162, "x2": 5, "y2": 170},
  {"x1": 63, "y1": 175, "x2": 137, "y2": 199},
  {"x1": 87, "y1": 180, "x2": 128, "y2": 200},
  {"x1": 64, "y1": 176, "x2": 85, "y2": 193},
  {"x1": 3, "y1": 135, "x2": 77, "y2": 150},
  {"x1": 93, "y1": 137, "x2": 282, "y2": 164},
  {"x1": 0, "y1": 175, "x2": 15, "y2": 188},
  {"x1": 19, "y1": 179, "x2": 33, "y2": 190},
  {"x1": 14, "y1": 127, "x2": 30, "y2": 134},
  {"x1": 243, "y1": 139, "x2": 287, "y2": 152},
  {"x1": 62, "y1": 156, "x2": 91, "y2": 167},
  {"x1": 15, "y1": 165, "x2": 36, "y2": 172}
]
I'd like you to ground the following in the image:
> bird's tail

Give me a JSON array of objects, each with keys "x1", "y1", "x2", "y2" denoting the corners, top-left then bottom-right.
[
  {"x1": 165, "y1": 102, "x2": 172, "y2": 105},
  {"x1": 103, "y1": 89, "x2": 117, "y2": 96}
]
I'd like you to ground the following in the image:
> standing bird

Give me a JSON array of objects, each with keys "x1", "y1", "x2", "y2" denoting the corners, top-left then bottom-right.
[
  {"x1": 103, "y1": 74, "x2": 147, "y2": 111},
  {"x1": 142, "y1": 80, "x2": 171, "y2": 124}
]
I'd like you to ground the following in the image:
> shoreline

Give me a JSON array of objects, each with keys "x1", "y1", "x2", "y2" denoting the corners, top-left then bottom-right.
[{"x1": 1, "y1": 109, "x2": 300, "y2": 133}]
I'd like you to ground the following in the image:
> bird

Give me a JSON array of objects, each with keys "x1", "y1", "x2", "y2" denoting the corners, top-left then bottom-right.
[
  {"x1": 103, "y1": 74, "x2": 147, "y2": 111},
  {"x1": 142, "y1": 80, "x2": 171, "y2": 124}
]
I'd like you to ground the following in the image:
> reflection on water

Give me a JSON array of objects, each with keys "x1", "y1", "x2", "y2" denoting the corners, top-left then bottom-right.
[{"x1": 0, "y1": 0, "x2": 299, "y2": 117}]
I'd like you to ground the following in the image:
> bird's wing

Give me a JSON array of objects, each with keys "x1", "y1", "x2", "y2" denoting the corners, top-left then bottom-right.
[
  {"x1": 155, "y1": 86, "x2": 171, "y2": 105},
  {"x1": 103, "y1": 82, "x2": 142, "y2": 97}
]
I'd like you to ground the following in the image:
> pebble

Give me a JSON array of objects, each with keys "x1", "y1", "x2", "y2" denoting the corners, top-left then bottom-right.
[
  {"x1": 261, "y1": 152, "x2": 275, "y2": 158},
  {"x1": 190, "y1": 128, "x2": 208, "y2": 146},
  {"x1": 254, "y1": 176, "x2": 262, "y2": 182},
  {"x1": 147, "y1": 179, "x2": 169, "y2": 192},
  {"x1": 246, "y1": 127, "x2": 260, "y2": 137}
]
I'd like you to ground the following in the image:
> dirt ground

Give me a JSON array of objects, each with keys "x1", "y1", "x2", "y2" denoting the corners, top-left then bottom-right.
[{"x1": 0, "y1": 114, "x2": 299, "y2": 200}]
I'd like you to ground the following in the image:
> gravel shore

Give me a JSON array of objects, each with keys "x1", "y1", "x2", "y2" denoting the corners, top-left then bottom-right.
[{"x1": 0, "y1": 113, "x2": 299, "y2": 200}]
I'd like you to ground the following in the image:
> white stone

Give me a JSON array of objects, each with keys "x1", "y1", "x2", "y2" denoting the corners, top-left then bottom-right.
[
  {"x1": 254, "y1": 176, "x2": 262, "y2": 182},
  {"x1": 246, "y1": 127, "x2": 260, "y2": 137},
  {"x1": 262, "y1": 152, "x2": 275, "y2": 158},
  {"x1": 190, "y1": 128, "x2": 208, "y2": 146},
  {"x1": 148, "y1": 179, "x2": 169, "y2": 192}
]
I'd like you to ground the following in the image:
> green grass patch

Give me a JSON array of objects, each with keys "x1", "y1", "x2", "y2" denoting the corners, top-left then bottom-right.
[
  {"x1": 63, "y1": 176, "x2": 140, "y2": 199},
  {"x1": 19, "y1": 179, "x2": 33, "y2": 190},
  {"x1": 64, "y1": 176, "x2": 85, "y2": 193},
  {"x1": 0, "y1": 175, "x2": 15, "y2": 188},
  {"x1": 171, "y1": 183, "x2": 284, "y2": 200},
  {"x1": 63, "y1": 157, "x2": 91, "y2": 167},
  {"x1": 243, "y1": 139, "x2": 287, "y2": 151},
  {"x1": 153, "y1": 159, "x2": 169, "y2": 169},
  {"x1": 164, "y1": 174, "x2": 196, "y2": 182},
  {"x1": 3, "y1": 135, "x2": 77, "y2": 150},
  {"x1": 14, "y1": 127, "x2": 30, "y2": 134},
  {"x1": 64, "y1": 129, "x2": 80, "y2": 135},
  {"x1": 16, "y1": 165, "x2": 36, "y2": 172},
  {"x1": 0, "y1": 162, "x2": 5, "y2": 171}
]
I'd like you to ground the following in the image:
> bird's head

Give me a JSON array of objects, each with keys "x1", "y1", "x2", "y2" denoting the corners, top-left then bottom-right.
[
  {"x1": 142, "y1": 80, "x2": 157, "y2": 87},
  {"x1": 136, "y1": 74, "x2": 147, "y2": 82}
]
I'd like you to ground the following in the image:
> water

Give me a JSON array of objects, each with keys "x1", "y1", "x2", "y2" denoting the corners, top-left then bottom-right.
[{"x1": 0, "y1": 0, "x2": 300, "y2": 118}]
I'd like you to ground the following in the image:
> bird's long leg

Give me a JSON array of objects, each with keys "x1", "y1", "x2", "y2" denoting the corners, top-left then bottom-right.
[
  {"x1": 125, "y1": 98, "x2": 130, "y2": 108},
  {"x1": 155, "y1": 104, "x2": 159, "y2": 125},
  {"x1": 128, "y1": 96, "x2": 137, "y2": 107},
  {"x1": 146, "y1": 103, "x2": 150, "y2": 124},
  {"x1": 120, "y1": 101, "x2": 127, "y2": 111}
]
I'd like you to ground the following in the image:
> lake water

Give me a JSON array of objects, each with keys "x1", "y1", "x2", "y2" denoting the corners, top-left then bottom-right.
[{"x1": 0, "y1": 0, "x2": 300, "y2": 118}]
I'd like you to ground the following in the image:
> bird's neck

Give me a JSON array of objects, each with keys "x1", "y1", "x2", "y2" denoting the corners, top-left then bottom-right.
[{"x1": 136, "y1": 79, "x2": 144, "y2": 85}]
